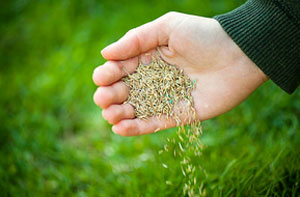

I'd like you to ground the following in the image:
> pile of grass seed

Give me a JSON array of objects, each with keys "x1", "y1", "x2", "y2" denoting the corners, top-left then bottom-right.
[
  {"x1": 122, "y1": 52, "x2": 204, "y2": 196},
  {"x1": 123, "y1": 54, "x2": 195, "y2": 121}
]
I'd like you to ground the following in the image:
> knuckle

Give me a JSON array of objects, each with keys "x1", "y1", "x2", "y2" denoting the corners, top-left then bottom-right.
[
  {"x1": 102, "y1": 66, "x2": 115, "y2": 83},
  {"x1": 114, "y1": 82, "x2": 128, "y2": 101},
  {"x1": 113, "y1": 105, "x2": 123, "y2": 117},
  {"x1": 109, "y1": 62, "x2": 122, "y2": 77},
  {"x1": 159, "y1": 11, "x2": 181, "y2": 30},
  {"x1": 125, "y1": 28, "x2": 137, "y2": 37},
  {"x1": 165, "y1": 11, "x2": 179, "y2": 18},
  {"x1": 124, "y1": 104, "x2": 135, "y2": 118},
  {"x1": 123, "y1": 121, "x2": 131, "y2": 133},
  {"x1": 108, "y1": 106, "x2": 122, "y2": 124},
  {"x1": 120, "y1": 123, "x2": 132, "y2": 136}
]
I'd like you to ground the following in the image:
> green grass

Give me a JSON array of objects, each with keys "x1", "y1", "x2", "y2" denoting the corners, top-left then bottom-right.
[{"x1": 1, "y1": 0, "x2": 299, "y2": 196}]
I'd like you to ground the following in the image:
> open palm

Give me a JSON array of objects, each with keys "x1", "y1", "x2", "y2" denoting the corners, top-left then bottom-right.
[{"x1": 93, "y1": 12, "x2": 268, "y2": 136}]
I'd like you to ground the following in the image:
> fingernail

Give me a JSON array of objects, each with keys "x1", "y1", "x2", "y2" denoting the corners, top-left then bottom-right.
[
  {"x1": 101, "y1": 46, "x2": 110, "y2": 55},
  {"x1": 93, "y1": 66, "x2": 101, "y2": 74},
  {"x1": 112, "y1": 125, "x2": 117, "y2": 134},
  {"x1": 101, "y1": 47, "x2": 108, "y2": 55},
  {"x1": 141, "y1": 53, "x2": 152, "y2": 65},
  {"x1": 101, "y1": 41, "x2": 117, "y2": 54}
]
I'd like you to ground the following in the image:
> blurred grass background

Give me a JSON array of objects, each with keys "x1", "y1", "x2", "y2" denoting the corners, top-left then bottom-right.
[{"x1": 1, "y1": 0, "x2": 299, "y2": 196}]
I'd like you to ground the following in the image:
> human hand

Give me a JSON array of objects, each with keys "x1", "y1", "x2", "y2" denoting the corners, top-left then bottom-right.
[{"x1": 93, "y1": 12, "x2": 268, "y2": 136}]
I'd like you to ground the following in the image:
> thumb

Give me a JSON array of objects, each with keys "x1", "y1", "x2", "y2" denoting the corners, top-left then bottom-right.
[{"x1": 101, "y1": 13, "x2": 173, "y2": 60}]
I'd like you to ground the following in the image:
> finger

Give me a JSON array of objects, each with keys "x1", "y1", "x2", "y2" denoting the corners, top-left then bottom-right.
[
  {"x1": 102, "y1": 104, "x2": 135, "y2": 124},
  {"x1": 93, "y1": 57, "x2": 139, "y2": 86},
  {"x1": 93, "y1": 81, "x2": 129, "y2": 108},
  {"x1": 112, "y1": 116, "x2": 177, "y2": 137},
  {"x1": 101, "y1": 13, "x2": 175, "y2": 60}
]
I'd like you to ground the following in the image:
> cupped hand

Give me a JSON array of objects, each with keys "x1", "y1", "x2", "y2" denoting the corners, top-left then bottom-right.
[{"x1": 93, "y1": 12, "x2": 268, "y2": 136}]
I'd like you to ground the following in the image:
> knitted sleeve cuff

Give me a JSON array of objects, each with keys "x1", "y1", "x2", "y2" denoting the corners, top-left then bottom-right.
[{"x1": 214, "y1": 0, "x2": 300, "y2": 94}]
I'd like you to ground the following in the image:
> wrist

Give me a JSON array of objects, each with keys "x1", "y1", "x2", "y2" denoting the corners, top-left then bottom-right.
[{"x1": 213, "y1": 18, "x2": 269, "y2": 87}]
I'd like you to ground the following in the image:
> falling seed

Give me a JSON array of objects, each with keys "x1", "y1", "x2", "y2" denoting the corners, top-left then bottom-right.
[
  {"x1": 154, "y1": 127, "x2": 160, "y2": 133},
  {"x1": 178, "y1": 142, "x2": 184, "y2": 152},
  {"x1": 164, "y1": 144, "x2": 168, "y2": 152},
  {"x1": 121, "y1": 51, "x2": 204, "y2": 197},
  {"x1": 181, "y1": 166, "x2": 186, "y2": 177},
  {"x1": 178, "y1": 134, "x2": 184, "y2": 142}
]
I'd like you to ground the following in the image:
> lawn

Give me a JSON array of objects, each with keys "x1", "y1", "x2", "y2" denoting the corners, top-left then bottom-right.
[{"x1": 1, "y1": 0, "x2": 299, "y2": 196}]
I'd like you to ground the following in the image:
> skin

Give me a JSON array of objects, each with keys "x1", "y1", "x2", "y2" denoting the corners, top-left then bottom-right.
[{"x1": 93, "y1": 12, "x2": 268, "y2": 136}]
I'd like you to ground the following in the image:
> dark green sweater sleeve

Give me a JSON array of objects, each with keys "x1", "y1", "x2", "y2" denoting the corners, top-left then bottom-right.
[{"x1": 214, "y1": 0, "x2": 300, "y2": 94}]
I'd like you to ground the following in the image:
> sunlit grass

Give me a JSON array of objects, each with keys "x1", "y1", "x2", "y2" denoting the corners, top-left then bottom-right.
[{"x1": 1, "y1": 0, "x2": 299, "y2": 196}]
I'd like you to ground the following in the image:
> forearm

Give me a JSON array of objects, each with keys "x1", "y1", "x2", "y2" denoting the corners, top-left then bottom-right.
[{"x1": 214, "y1": 0, "x2": 300, "y2": 94}]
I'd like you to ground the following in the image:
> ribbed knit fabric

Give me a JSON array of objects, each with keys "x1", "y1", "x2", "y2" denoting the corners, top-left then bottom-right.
[{"x1": 214, "y1": 0, "x2": 300, "y2": 94}]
